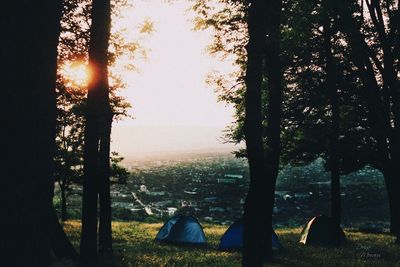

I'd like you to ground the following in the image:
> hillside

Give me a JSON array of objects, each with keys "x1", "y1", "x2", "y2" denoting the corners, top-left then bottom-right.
[{"x1": 54, "y1": 221, "x2": 400, "y2": 266}]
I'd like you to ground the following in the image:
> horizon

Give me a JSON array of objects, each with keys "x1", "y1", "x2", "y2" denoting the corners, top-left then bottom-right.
[{"x1": 111, "y1": 124, "x2": 240, "y2": 160}]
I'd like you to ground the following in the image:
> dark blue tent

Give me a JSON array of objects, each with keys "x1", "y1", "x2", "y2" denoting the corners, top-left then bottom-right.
[
  {"x1": 155, "y1": 215, "x2": 206, "y2": 245},
  {"x1": 219, "y1": 219, "x2": 282, "y2": 250}
]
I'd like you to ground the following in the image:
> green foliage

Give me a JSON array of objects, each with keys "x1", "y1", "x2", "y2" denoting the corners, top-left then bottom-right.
[
  {"x1": 193, "y1": 0, "x2": 387, "y2": 176},
  {"x1": 110, "y1": 152, "x2": 130, "y2": 184},
  {"x1": 53, "y1": 195, "x2": 82, "y2": 220},
  {"x1": 54, "y1": 0, "x2": 153, "y2": 218}
]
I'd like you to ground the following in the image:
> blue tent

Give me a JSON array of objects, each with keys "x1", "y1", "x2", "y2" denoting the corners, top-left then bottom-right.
[
  {"x1": 219, "y1": 219, "x2": 282, "y2": 250},
  {"x1": 155, "y1": 215, "x2": 206, "y2": 245}
]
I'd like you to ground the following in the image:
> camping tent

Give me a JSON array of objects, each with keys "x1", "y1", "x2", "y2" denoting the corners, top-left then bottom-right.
[
  {"x1": 155, "y1": 215, "x2": 206, "y2": 245},
  {"x1": 299, "y1": 215, "x2": 345, "y2": 246},
  {"x1": 219, "y1": 219, "x2": 282, "y2": 251}
]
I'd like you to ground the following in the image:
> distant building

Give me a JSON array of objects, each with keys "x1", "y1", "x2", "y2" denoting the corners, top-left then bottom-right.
[
  {"x1": 110, "y1": 191, "x2": 120, "y2": 197},
  {"x1": 139, "y1": 185, "x2": 148, "y2": 193},
  {"x1": 181, "y1": 200, "x2": 197, "y2": 207},
  {"x1": 147, "y1": 191, "x2": 166, "y2": 196},
  {"x1": 204, "y1": 196, "x2": 218, "y2": 202},
  {"x1": 217, "y1": 178, "x2": 237, "y2": 184},
  {"x1": 166, "y1": 207, "x2": 177, "y2": 216},
  {"x1": 283, "y1": 194, "x2": 292, "y2": 201},
  {"x1": 224, "y1": 174, "x2": 243, "y2": 179},
  {"x1": 111, "y1": 202, "x2": 134, "y2": 209},
  {"x1": 144, "y1": 205, "x2": 153, "y2": 215},
  {"x1": 209, "y1": 207, "x2": 225, "y2": 212},
  {"x1": 294, "y1": 192, "x2": 309, "y2": 199},
  {"x1": 217, "y1": 174, "x2": 243, "y2": 184},
  {"x1": 153, "y1": 200, "x2": 173, "y2": 208},
  {"x1": 184, "y1": 190, "x2": 197, "y2": 195}
]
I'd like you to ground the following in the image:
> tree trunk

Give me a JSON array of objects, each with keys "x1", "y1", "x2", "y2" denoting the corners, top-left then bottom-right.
[
  {"x1": 382, "y1": 167, "x2": 398, "y2": 228},
  {"x1": 99, "y1": 114, "x2": 113, "y2": 253},
  {"x1": 80, "y1": 0, "x2": 112, "y2": 263},
  {"x1": 80, "y1": 109, "x2": 100, "y2": 264},
  {"x1": 50, "y1": 208, "x2": 78, "y2": 259},
  {"x1": 382, "y1": 164, "x2": 400, "y2": 242},
  {"x1": 242, "y1": 0, "x2": 269, "y2": 265},
  {"x1": 389, "y1": 115, "x2": 400, "y2": 242},
  {"x1": 263, "y1": 0, "x2": 283, "y2": 255},
  {"x1": 2, "y1": 1, "x2": 62, "y2": 266},
  {"x1": 322, "y1": 8, "x2": 342, "y2": 242},
  {"x1": 60, "y1": 180, "x2": 67, "y2": 221},
  {"x1": 242, "y1": 0, "x2": 283, "y2": 265}
]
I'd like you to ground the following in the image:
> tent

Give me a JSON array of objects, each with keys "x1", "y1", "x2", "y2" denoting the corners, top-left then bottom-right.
[
  {"x1": 155, "y1": 215, "x2": 206, "y2": 245},
  {"x1": 299, "y1": 215, "x2": 345, "y2": 246},
  {"x1": 219, "y1": 219, "x2": 282, "y2": 251}
]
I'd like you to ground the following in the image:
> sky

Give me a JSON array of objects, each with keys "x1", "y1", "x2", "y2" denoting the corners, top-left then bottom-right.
[{"x1": 109, "y1": 0, "x2": 239, "y2": 156}]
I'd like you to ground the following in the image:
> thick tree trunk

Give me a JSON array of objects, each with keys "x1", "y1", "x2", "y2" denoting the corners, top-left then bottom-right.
[
  {"x1": 80, "y1": 0, "x2": 112, "y2": 263},
  {"x1": 80, "y1": 90, "x2": 101, "y2": 263},
  {"x1": 50, "y1": 208, "x2": 78, "y2": 259},
  {"x1": 2, "y1": 1, "x2": 62, "y2": 266},
  {"x1": 322, "y1": 10, "x2": 342, "y2": 242},
  {"x1": 80, "y1": 112, "x2": 100, "y2": 264},
  {"x1": 381, "y1": 160, "x2": 400, "y2": 243},
  {"x1": 391, "y1": 172, "x2": 400, "y2": 243},
  {"x1": 263, "y1": 0, "x2": 283, "y2": 254},
  {"x1": 242, "y1": 1, "x2": 269, "y2": 266},
  {"x1": 242, "y1": 0, "x2": 282, "y2": 265},
  {"x1": 382, "y1": 166, "x2": 400, "y2": 236},
  {"x1": 389, "y1": 149, "x2": 400, "y2": 243},
  {"x1": 99, "y1": 115, "x2": 113, "y2": 253}
]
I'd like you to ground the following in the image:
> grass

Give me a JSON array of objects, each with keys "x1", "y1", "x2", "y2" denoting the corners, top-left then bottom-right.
[{"x1": 57, "y1": 221, "x2": 400, "y2": 266}]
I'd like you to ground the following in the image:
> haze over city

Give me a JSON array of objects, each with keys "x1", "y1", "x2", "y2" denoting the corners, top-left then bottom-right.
[{"x1": 110, "y1": 0, "x2": 238, "y2": 156}]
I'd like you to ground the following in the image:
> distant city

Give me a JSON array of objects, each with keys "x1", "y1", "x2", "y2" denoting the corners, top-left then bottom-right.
[{"x1": 59, "y1": 152, "x2": 390, "y2": 230}]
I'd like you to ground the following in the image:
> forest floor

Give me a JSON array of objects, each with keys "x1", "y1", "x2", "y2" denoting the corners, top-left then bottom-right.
[{"x1": 54, "y1": 221, "x2": 400, "y2": 266}]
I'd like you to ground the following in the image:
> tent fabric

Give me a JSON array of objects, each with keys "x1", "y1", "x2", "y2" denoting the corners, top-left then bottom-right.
[
  {"x1": 155, "y1": 215, "x2": 206, "y2": 245},
  {"x1": 299, "y1": 215, "x2": 345, "y2": 246},
  {"x1": 219, "y1": 219, "x2": 282, "y2": 251},
  {"x1": 155, "y1": 215, "x2": 180, "y2": 241}
]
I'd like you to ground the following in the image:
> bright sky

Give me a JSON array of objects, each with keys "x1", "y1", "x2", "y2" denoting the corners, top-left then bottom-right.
[{"x1": 109, "y1": 0, "x2": 238, "y2": 156}]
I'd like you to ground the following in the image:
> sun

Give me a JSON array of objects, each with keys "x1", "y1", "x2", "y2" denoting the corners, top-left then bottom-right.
[{"x1": 60, "y1": 61, "x2": 89, "y2": 88}]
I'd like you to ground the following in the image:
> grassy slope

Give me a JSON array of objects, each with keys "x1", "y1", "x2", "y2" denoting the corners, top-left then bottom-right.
[{"x1": 60, "y1": 221, "x2": 400, "y2": 267}]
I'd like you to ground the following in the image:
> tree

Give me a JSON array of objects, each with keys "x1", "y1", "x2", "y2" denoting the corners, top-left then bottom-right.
[
  {"x1": 55, "y1": 0, "x2": 138, "y2": 222},
  {"x1": 241, "y1": 1, "x2": 269, "y2": 265},
  {"x1": 330, "y1": 0, "x2": 400, "y2": 243},
  {"x1": 2, "y1": 1, "x2": 64, "y2": 266},
  {"x1": 242, "y1": 0, "x2": 283, "y2": 265},
  {"x1": 79, "y1": 0, "x2": 150, "y2": 260},
  {"x1": 110, "y1": 152, "x2": 131, "y2": 184},
  {"x1": 322, "y1": 1, "x2": 342, "y2": 243},
  {"x1": 261, "y1": 0, "x2": 283, "y2": 259},
  {"x1": 196, "y1": 0, "x2": 399, "y2": 248},
  {"x1": 80, "y1": 0, "x2": 112, "y2": 263},
  {"x1": 54, "y1": 77, "x2": 85, "y2": 220}
]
